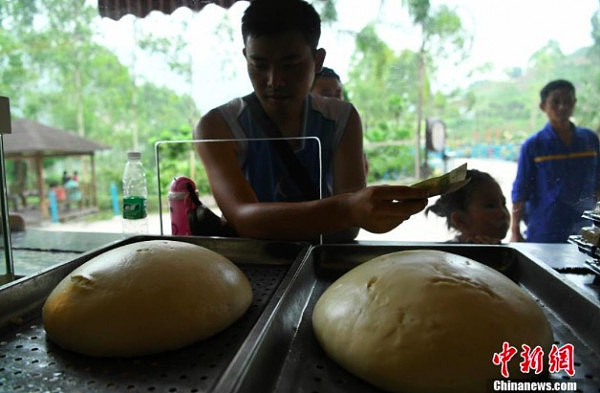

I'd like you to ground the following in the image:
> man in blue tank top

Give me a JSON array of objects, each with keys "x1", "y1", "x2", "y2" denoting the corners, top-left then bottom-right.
[{"x1": 194, "y1": 0, "x2": 427, "y2": 242}]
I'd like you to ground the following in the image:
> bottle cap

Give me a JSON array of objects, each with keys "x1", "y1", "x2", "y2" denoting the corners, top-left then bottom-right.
[
  {"x1": 170, "y1": 176, "x2": 196, "y2": 192},
  {"x1": 127, "y1": 151, "x2": 141, "y2": 160}
]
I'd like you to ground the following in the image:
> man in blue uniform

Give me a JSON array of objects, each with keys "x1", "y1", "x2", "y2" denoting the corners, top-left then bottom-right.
[
  {"x1": 511, "y1": 79, "x2": 600, "y2": 243},
  {"x1": 194, "y1": 0, "x2": 427, "y2": 242}
]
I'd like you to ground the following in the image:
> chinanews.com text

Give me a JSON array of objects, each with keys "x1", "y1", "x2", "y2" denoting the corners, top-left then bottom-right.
[{"x1": 493, "y1": 380, "x2": 577, "y2": 392}]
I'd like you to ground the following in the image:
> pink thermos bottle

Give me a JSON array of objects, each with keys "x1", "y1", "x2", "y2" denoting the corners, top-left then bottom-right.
[{"x1": 168, "y1": 177, "x2": 198, "y2": 235}]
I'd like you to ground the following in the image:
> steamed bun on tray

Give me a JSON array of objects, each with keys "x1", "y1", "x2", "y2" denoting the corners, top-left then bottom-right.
[
  {"x1": 312, "y1": 249, "x2": 554, "y2": 393},
  {"x1": 43, "y1": 239, "x2": 252, "y2": 357}
]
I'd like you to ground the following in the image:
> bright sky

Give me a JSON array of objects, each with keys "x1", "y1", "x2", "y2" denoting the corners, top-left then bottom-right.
[{"x1": 95, "y1": 0, "x2": 599, "y2": 113}]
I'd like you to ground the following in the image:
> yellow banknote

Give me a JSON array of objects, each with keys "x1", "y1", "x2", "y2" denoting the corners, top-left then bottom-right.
[{"x1": 411, "y1": 163, "x2": 469, "y2": 197}]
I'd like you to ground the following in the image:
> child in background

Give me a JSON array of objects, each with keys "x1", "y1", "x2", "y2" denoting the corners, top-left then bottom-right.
[{"x1": 425, "y1": 169, "x2": 510, "y2": 243}]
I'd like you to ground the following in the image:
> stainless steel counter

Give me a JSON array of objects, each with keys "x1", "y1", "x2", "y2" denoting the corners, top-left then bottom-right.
[
  {"x1": 8, "y1": 228, "x2": 126, "y2": 252},
  {"x1": 1, "y1": 229, "x2": 126, "y2": 279},
  {"x1": 0, "y1": 237, "x2": 599, "y2": 392},
  {"x1": 510, "y1": 242, "x2": 589, "y2": 269},
  {"x1": 511, "y1": 241, "x2": 600, "y2": 303},
  {"x1": 3, "y1": 233, "x2": 599, "y2": 302}
]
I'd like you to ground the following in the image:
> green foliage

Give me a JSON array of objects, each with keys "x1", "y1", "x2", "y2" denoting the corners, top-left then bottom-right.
[
  {"x1": 150, "y1": 125, "x2": 206, "y2": 195},
  {"x1": 364, "y1": 122, "x2": 412, "y2": 142},
  {"x1": 347, "y1": 3, "x2": 599, "y2": 182},
  {"x1": 402, "y1": 0, "x2": 430, "y2": 24},
  {"x1": 313, "y1": 0, "x2": 338, "y2": 23},
  {"x1": 347, "y1": 29, "x2": 420, "y2": 130},
  {"x1": 364, "y1": 123, "x2": 388, "y2": 142},
  {"x1": 366, "y1": 145, "x2": 415, "y2": 183},
  {"x1": 424, "y1": 5, "x2": 468, "y2": 57},
  {"x1": 153, "y1": 142, "x2": 212, "y2": 197},
  {"x1": 438, "y1": 43, "x2": 600, "y2": 140},
  {"x1": 0, "y1": 0, "x2": 208, "y2": 221},
  {"x1": 349, "y1": 0, "x2": 469, "y2": 180},
  {"x1": 593, "y1": 7, "x2": 600, "y2": 53}
]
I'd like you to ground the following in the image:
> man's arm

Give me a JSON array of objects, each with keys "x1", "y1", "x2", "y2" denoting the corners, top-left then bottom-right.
[
  {"x1": 510, "y1": 200, "x2": 525, "y2": 242},
  {"x1": 194, "y1": 109, "x2": 427, "y2": 242},
  {"x1": 510, "y1": 138, "x2": 533, "y2": 243}
]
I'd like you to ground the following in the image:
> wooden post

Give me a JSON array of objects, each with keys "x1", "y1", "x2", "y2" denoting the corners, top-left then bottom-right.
[
  {"x1": 91, "y1": 153, "x2": 98, "y2": 206},
  {"x1": 35, "y1": 154, "x2": 48, "y2": 218}
]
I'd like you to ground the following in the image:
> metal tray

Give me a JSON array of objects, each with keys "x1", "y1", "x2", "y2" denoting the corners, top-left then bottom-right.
[
  {"x1": 582, "y1": 211, "x2": 600, "y2": 226},
  {"x1": 568, "y1": 235, "x2": 600, "y2": 277},
  {"x1": 0, "y1": 235, "x2": 310, "y2": 393},
  {"x1": 230, "y1": 243, "x2": 600, "y2": 393}
]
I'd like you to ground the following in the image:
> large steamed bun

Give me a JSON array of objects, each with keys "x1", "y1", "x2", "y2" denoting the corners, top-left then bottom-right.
[
  {"x1": 312, "y1": 249, "x2": 553, "y2": 393},
  {"x1": 43, "y1": 239, "x2": 252, "y2": 357}
]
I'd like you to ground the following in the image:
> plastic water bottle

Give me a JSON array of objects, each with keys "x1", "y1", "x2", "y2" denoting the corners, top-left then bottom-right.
[{"x1": 122, "y1": 151, "x2": 149, "y2": 234}]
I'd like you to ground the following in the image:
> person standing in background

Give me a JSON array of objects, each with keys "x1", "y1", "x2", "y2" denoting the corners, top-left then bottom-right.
[
  {"x1": 311, "y1": 66, "x2": 369, "y2": 176},
  {"x1": 510, "y1": 79, "x2": 600, "y2": 243},
  {"x1": 311, "y1": 66, "x2": 344, "y2": 100},
  {"x1": 64, "y1": 176, "x2": 82, "y2": 211}
]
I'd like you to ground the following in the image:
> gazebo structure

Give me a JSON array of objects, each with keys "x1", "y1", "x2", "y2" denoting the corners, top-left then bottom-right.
[{"x1": 2, "y1": 118, "x2": 109, "y2": 220}]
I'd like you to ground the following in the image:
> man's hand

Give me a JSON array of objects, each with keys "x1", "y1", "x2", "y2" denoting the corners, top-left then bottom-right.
[
  {"x1": 347, "y1": 185, "x2": 428, "y2": 234},
  {"x1": 510, "y1": 231, "x2": 525, "y2": 242},
  {"x1": 510, "y1": 200, "x2": 526, "y2": 242}
]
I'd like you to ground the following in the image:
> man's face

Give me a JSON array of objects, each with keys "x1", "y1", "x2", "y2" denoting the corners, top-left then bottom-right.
[
  {"x1": 540, "y1": 88, "x2": 576, "y2": 124},
  {"x1": 244, "y1": 31, "x2": 324, "y2": 116}
]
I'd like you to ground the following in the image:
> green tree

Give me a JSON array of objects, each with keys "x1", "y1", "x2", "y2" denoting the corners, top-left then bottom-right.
[
  {"x1": 347, "y1": 25, "x2": 398, "y2": 130},
  {"x1": 0, "y1": 0, "x2": 200, "y2": 213},
  {"x1": 138, "y1": 17, "x2": 204, "y2": 126},
  {"x1": 347, "y1": 27, "x2": 421, "y2": 133},
  {"x1": 346, "y1": 27, "x2": 420, "y2": 182},
  {"x1": 401, "y1": 0, "x2": 470, "y2": 178},
  {"x1": 435, "y1": 37, "x2": 599, "y2": 150},
  {"x1": 0, "y1": 1, "x2": 196, "y2": 150},
  {"x1": 312, "y1": 0, "x2": 338, "y2": 23}
]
